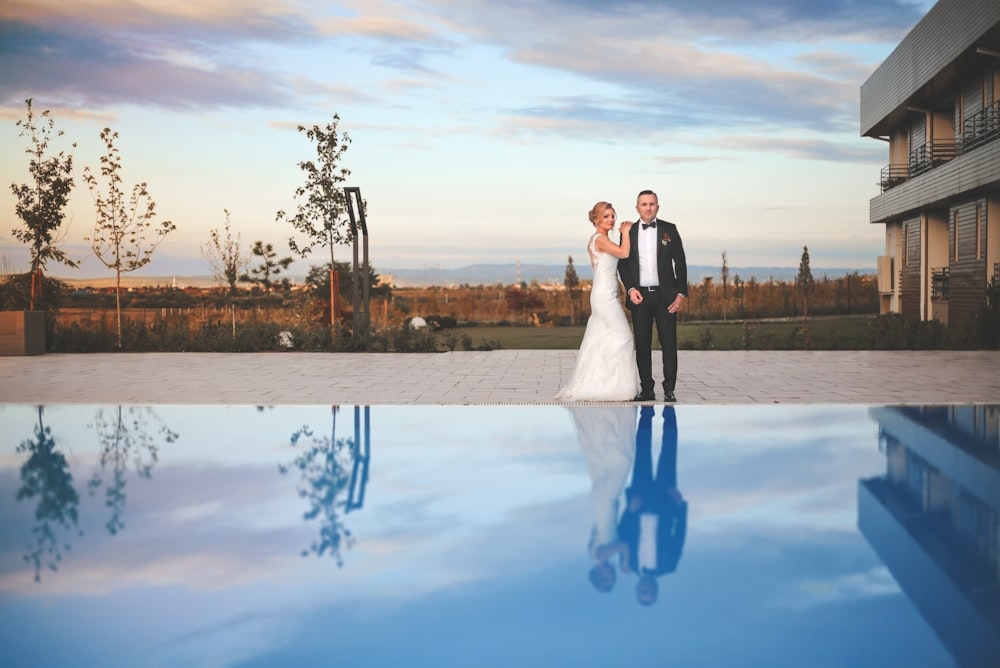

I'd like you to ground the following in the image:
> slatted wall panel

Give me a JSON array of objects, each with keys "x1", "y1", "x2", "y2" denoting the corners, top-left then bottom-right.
[
  {"x1": 901, "y1": 218, "x2": 922, "y2": 320},
  {"x1": 870, "y1": 141, "x2": 1000, "y2": 223},
  {"x1": 910, "y1": 116, "x2": 926, "y2": 153},
  {"x1": 860, "y1": 0, "x2": 1000, "y2": 134},
  {"x1": 963, "y1": 78, "x2": 985, "y2": 133},
  {"x1": 949, "y1": 200, "x2": 989, "y2": 330}
]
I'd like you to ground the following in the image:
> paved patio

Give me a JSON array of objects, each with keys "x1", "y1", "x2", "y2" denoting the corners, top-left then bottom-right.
[{"x1": 1, "y1": 350, "x2": 997, "y2": 405}]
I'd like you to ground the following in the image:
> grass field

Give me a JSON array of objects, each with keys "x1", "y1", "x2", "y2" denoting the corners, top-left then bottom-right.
[{"x1": 455, "y1": 315, "x2": 879, "y2": 351}]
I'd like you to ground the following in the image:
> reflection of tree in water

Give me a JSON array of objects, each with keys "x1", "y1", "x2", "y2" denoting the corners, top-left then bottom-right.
[
  {"x1": 87, "y1": 406, "x2": 177, "y2": 535},
  {"x1": 280, "y1": 406, "x2": 370, "y2": 566},
  {"x1": 16, "y1": 406, "x2": 82, "y2": 582}
]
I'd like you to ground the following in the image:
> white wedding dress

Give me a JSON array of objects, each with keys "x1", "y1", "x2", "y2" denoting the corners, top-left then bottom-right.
[
  {"x1": 556, "y1": 233, "x2": 639, "y2": 401},
  {"x1": 567, "y1": 406, "x2": 636, "y2": 558}
]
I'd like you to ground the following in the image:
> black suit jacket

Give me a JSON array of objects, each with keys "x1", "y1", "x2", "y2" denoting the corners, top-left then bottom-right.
[
  {"x1": 617, "y1": 218, "x2": 689, "y2": 303},
  {"x1": 618, "y1": 492, "x2": 687, "y2": 576}
]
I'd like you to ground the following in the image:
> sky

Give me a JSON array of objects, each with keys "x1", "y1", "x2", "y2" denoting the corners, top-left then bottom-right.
[{"x1": 0, "y1": 0, "x2": 938, "y2": 279}]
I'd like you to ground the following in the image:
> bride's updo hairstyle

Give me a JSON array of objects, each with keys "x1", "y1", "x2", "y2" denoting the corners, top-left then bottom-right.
[{"x1": 588, "y1": 201, "x2": 613, "y2": 227}]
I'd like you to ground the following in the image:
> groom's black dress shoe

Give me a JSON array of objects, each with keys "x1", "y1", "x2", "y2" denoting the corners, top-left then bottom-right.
[
  {"x1": 663, "y1": 391, "x2": 677, "y2": 402},
  {"x1": 633, "y1": 390, "x2": 655, "y2": 402}
]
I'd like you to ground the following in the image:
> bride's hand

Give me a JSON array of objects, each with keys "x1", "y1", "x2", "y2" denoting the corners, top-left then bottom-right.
[{"x1": 619, "y1": 221, "x2": 632, "y2": 233}]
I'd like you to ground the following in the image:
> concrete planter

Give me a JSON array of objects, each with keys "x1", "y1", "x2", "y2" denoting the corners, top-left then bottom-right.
[{"x1": 0, "y1": 311, "x2": 46, "y2": 356}]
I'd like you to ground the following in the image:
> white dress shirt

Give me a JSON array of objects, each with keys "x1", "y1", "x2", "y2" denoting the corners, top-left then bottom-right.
[{"x1": 638, "y1": 221, "x2": 659, "y2": 288}]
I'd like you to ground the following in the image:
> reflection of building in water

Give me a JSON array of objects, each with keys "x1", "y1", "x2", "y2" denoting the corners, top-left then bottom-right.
[{"x1": 860, "y1": 405, "x2": 1000, "y2": 667}]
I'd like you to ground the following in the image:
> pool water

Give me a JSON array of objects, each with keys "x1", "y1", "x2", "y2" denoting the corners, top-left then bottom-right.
[{"x1": 1, "y1": 403, "x2": 998, "y2": 667}]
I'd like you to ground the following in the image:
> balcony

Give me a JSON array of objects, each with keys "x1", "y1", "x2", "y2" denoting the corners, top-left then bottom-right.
[
  {"x1": 963, "y1": 99, "x2": 1000, "y2": 152},
  {"x1": 908, "y1": 141, "x2": 959, "y2": 177},
  {"x1": 879, "y1": 99, "x2": 1000, "y2": 193}
]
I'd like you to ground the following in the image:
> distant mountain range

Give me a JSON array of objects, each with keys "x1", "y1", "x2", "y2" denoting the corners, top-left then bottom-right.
[
  {"x1": 57, "y1": 263, "x2": 873, "y2": 289},
  {"x1": 382, "y1": 263, "x2": 874, "y2": 287}
]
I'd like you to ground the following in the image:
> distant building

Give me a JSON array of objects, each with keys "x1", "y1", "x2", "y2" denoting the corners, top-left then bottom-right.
[{"x1": 861, "y1": 0, "x2": 1000, "y2": 330}]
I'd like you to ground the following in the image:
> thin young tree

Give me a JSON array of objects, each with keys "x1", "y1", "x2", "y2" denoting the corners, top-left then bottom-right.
[
  {"x1": 276, "y1": 115, "x2": 353, "y2": 327},
  {"x1": 10, "y1": 98, "x2": 77, "y2": 311},
  {"x1": 240, "y1": 240, "x2": 293, "y2": 317},
  {"x1": 720, "y1": 250, "x2": 730, "y2": 320},
  {"x1": 564, "y1": 255, "x2": 580, "y2": 325},
  {"x1": 201, "y1": 209, "x2": 250, "y2": 337},
  {"x1": 796, "y1": 245, "x2": 815, "y2": 321},
  {"x1": 83, "y1": 128, "x2": 175, "y2": 347}
]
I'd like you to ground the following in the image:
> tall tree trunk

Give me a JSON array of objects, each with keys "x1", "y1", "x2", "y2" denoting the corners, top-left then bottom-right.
[{"x1": 30, "y1": 267, "x2": 42, "y2": 311}]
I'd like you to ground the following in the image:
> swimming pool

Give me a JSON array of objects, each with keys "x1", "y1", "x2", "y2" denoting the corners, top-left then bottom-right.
[{"x1": 1, "y1": 403, "x2": 997, "y2": 667}]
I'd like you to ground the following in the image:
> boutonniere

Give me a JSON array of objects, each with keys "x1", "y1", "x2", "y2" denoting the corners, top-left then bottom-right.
[{"x1": 661, "y1": 232, "x2": 671, "y2": 246}]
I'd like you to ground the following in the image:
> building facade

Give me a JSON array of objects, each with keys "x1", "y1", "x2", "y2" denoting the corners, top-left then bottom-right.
[{"x1": 861, "y1": 0, "x2": 1000, "y2": 331}]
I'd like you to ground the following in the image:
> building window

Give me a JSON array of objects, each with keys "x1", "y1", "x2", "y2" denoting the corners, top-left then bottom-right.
[
  {"x1": 975, "y1": 203, "x2": 983, "y2": 260},
  {"x1": 932, "y1": 267, "x2": 949, "y2": 300},
  {"x1": 902, "y1": 224, "x2": 909, "y2": 268},
  {"x1": 953, "y1": 210, "x2": 960, "y2": 262}
]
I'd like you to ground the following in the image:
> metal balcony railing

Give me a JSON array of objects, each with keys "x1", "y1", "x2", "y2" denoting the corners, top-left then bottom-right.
[
  {"x1": 963, "y1": 99, "x2": 1000, "y2": 152},
  {"x1": 879, "y1": 165, "x2": 909, "y2": 191},
  {"x1": 879, "y1": 99, "x2": 1000, "y2": 192},
  {"x1": 908, "y1": 140, "x2": 960, "y2": 177}
]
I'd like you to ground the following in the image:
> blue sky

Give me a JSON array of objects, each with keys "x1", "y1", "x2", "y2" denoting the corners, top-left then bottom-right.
[{"x1": 0, "y1": 0, "x2": 937, "y2": 278}]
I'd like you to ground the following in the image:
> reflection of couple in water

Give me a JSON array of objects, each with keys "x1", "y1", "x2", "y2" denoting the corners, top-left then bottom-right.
[{"x1": 570, "y1": 405, "x2": 687, "y2": 606}]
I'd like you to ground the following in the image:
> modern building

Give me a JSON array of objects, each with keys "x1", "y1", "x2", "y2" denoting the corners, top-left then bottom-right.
[{"x1": 861, "y1": 0, "x2": 1000, "y2": 331}]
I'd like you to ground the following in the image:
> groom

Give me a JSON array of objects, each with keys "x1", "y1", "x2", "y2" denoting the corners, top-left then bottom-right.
[{"x1": 618, "y1": 189, "x2": 688, "y2": 402}]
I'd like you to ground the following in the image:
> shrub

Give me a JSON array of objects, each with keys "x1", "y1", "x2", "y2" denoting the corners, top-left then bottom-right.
[
  {"x1": 425, "y1": 314, "x2": 457, "y2": 330},
  {"x1": 738, "y1": 321, "x2": 754, "y2": 350},
  {"x1": 867, "y1": 314, "x2": 954, "y2": 349},
  {"x1": 698, "y1": 328, "x2": 714, "y2": 350},
  {"x1": 970, "y1": 277, "x2": 1000, "y2": 349},
  {"x1": 791, "y1": 326, "x2": 813, "y2": 350}
]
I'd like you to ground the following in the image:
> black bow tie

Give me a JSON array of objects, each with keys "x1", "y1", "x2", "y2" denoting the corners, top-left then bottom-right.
[{"x1": 641, "y1": 221, "x2": 656, "y2": 230}]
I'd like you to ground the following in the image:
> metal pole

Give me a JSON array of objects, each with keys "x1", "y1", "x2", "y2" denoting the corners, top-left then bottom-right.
[{"x1": 344, "y1": 187, "x2": 370, "y2": 332}]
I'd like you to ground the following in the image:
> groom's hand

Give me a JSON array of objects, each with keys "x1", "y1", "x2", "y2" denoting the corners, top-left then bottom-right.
[
  {"x1": 629, "y1": 288, "x2": 643, "y2": 305},
  {"x1": 667, "y1": 294, "x2": 685, "y2": 313}
]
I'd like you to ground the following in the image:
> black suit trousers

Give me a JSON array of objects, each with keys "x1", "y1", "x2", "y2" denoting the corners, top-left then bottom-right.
[{"x1": 630, "y1": 289, "x2": 678, "y2": 393}]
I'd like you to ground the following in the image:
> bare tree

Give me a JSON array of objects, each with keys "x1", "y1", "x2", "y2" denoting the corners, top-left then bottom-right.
[
  {"x1": 277, "y1": 115, "x2": 353, "y2": 326},
  {"x1": 201, "y1": 209, "x2": 250, "y2": 337},
  {"x1": 10, "y1": 99, "x2": 77, "y2": 310},
  {"x1": 83, "y1": 128, "x2": 175, "y2": 347}
]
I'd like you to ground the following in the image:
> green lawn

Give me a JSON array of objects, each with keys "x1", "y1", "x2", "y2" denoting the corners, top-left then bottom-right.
[{"x1": 454, "y1": 316, "x2": 880, "y2": 350}]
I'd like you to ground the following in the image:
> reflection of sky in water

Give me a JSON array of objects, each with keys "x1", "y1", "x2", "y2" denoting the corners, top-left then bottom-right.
[{"x1": 0, "y1": 404, "x2": 983, "y2": 667}]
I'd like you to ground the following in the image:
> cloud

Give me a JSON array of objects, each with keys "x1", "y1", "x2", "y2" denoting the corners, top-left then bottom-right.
[
  {"x1": 701, "y1": 135, "x2": 886, "y2": 163},
  {"x1": 491, "y1": 0, "x2": 932, "y2": 41},
  {"x1": 0, "y1": 20, "x2": 295, "y2": 110},
  {"x1": 414, "y1": 0, "x2": 931, "y2": 142},
  {"x1": 0, "y1": 0, "x2": 933, "y2": 128},
  {"x1": 497, "y1": 38, "x2": 860, "y2": 136},
  {"x1": 1, "y1": 0, "x2": 318, "y2": 41}
]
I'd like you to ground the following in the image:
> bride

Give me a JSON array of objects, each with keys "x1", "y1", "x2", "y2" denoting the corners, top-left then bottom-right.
[{"x1": 556, "y1": 201, "x2": 639, "y2": 402}]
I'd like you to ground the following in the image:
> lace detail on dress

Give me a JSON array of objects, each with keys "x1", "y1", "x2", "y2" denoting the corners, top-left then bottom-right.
[{"x1": 587, "y1": 233, "x2": 600, "y2": 270}]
